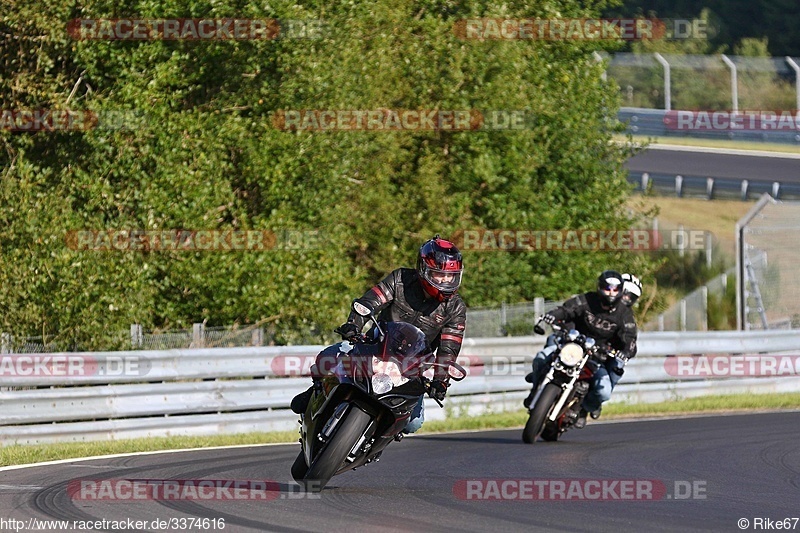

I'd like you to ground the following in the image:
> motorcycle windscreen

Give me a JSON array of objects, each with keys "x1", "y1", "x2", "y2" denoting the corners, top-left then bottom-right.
[{"x1": 380, "y1": 322, "x2": 434, "y2": 378}]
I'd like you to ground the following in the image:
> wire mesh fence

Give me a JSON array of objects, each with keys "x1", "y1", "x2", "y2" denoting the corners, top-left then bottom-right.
[
  {"x1": 606, "y1": 52, "x2": 798, "y2": 111},
  {"x1": 739, "y1": 197, "x2": 800, "y2": 330}
]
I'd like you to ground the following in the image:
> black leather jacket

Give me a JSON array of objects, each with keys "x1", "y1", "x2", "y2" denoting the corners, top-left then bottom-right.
[
  {"x1": 548, "y1": 292, "x2": 638, "y2": 360},
  {"x1": 347, "y1": 268, "x2": 467, "y2": 378}
]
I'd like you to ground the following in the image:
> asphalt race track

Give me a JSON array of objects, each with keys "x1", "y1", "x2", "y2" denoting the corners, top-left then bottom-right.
[
  {"x1": 626, "y1": 146, "x2": 800, "y2": 183},
  {"x1": 1, "y1": 412, "x2": 798, "y2": 532}
]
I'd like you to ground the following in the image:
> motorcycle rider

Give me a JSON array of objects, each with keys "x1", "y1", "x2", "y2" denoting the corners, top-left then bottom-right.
[
  {"x1": 290, "y1": 236, "x2": 467, "y2": 434},
  {"x1": 523, "y1": 270, "x2": 638, "y2": 428},
  {"x1": 621, "y1": 272, "x2": 642, "y2": 307}
]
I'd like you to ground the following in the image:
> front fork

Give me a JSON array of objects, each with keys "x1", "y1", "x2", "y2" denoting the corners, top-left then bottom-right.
[{"x1": 528, "y1": 366, "x2": 578, "y2": 417}]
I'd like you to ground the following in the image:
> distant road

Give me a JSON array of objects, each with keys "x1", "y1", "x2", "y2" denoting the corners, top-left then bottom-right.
[{"x1": 626, "y1": 145, "x2": 800, "y2": 183}]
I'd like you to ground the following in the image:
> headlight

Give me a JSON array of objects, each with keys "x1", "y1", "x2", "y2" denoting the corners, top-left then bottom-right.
[
  {"x1": 558, "y1": 343, "x2": 584, "y2": 367},
  {"x1": 371, "y1": 373, "x2": 393, "y2": 394},
  {"x1": 371, "y1": 357, "x2": 410, "y2": 394}
]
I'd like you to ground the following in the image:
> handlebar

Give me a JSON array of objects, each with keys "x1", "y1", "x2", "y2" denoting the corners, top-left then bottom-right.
[{"x1": 534, "y1": 315, "x2": 564, "y2": 335}]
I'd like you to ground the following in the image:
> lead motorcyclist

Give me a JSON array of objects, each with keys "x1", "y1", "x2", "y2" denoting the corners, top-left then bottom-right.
[
  {"x1": 523, "y1": 270, "x2": 638, "y2": 428},
  {"x1": 291, "y1": 236, "x2": 467, "y2": 433}
]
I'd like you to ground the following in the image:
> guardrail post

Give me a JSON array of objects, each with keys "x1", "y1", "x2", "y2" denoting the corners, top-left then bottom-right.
[
  {"x1": 641, "y1": 172, "x2": 649, "y2": 192},
  {"x1": 675, "y1": 175, "x2": 683, "y2": 198},
  {"x1": 706, "y1": 177, "x2": 714, "y2": 200},
  {"x1": 741, "y1": 179, "x2": 749, "y2": 201},
  {"x1": 772, "y1": 182, "x2": 780, "y2": 199}
]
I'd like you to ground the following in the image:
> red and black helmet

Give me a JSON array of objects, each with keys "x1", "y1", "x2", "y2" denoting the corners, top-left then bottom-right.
[{"x1": 417, "y1": 235, "x2": 463, "y2": 301}]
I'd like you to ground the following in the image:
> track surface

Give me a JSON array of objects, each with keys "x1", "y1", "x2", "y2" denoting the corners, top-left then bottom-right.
[
  {"x1": 1, "y1": 412, "x2": 798, "y2": 532},
  {"x1": 627, "y1": 147, "x2": 800, "y2": 182}
]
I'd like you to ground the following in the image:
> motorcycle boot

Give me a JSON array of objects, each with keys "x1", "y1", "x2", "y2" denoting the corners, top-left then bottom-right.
[
  {"x1": 523, "y1": 388, "x2": 535, "y2": 409},
  {"x1": 290, "y1": 379, "x2": 321, "y2": 414},
  {"x1": 574, "y1": 408, "x2": 588, "y2": 429},
  {"x1": 590, "y1": 406, "x2": 602, "y2": 420}
]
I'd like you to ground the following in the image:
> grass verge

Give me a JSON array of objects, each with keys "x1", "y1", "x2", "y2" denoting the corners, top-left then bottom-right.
[{"x1": 3, "y1": 393, "x2": 799, "y2": 468}]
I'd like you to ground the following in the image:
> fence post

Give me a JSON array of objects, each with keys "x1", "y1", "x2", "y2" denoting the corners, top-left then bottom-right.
[
  {"x1": 658, "y1": 314, "x2": 665, "y2": 332},
  {"x1": 130, "y1": 324, "x2": 143, "y2": 348},
  {"x1": 533, "y1": 297, "x2": 544, "y2": 318},
  {"x1": 678, "y1": 224, "x2": 685, "y2": 257},
  {"x1": 680, "y1": 299, "x2": 687, "y2": 331},
  {"x1": 721, "y1": 54, "x2": 738, "y2": 112},
  {"x1": 1, "y1": 333, "x2": 10, "y2": 355},
  {"x1": 192, "y1": 323, "x2": 205, "y2": 348},
  {"x1": 251, "y1": 328, "x2": 264, "y2": 346},
  {"x1": 653, "y1": 52, "x2": 671, "y2": 111},
  {"x1": 701, "y1": 286, "x2": 708, "y2": 331},
  {"x1": 706, "y1": 232, "x2": 713, "y2": 268},
  {"x1": 785, "y1": 57, "x2": 800, "y2": 112}
]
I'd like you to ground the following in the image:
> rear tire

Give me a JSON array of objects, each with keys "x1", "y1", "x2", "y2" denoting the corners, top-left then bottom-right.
[
  {"x1": 522, "y1": 383, "x2": 561, "y2": 444},
  {"x1": 302, "y1": 405, "x2": 372, "y2": 492}
]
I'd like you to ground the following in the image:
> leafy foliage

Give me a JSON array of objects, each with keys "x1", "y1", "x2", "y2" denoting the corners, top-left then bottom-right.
[{"x1": 1, "y1": 0, "x2": 654, "y2": 348}]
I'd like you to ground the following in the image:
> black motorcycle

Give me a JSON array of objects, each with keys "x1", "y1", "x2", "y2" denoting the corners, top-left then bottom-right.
[
  {"x1": 522, "y1": 317, "x2": 614, "y2": 444},
  {"x1": 292, "y1": 303, "x2": 465, "y2": 491}
]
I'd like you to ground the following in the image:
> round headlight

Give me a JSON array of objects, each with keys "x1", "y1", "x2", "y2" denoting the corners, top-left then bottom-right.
[
  {"x1": 371, "y1": 373, "x2": 393, "y2": 394},
  {"x1": 559, "y1": 343, "x2": 584, "y2": 367}
]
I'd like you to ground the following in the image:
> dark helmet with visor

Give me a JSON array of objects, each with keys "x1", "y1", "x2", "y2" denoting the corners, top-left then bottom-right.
[{"x1": 417, "y1": 236, "x2": 463, "y2": 302}]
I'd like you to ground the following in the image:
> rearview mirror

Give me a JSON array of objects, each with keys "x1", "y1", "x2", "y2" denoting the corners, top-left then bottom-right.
[
  {"x1": 353, "y1": 301, "x2": 371, "y2": 317},
  {"x1": 448, "y1": 361, "x2": 467, "y2": 381}
]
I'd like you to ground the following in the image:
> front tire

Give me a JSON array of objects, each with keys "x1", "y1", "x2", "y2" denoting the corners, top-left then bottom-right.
[
  {"x1": 522, "y1": 383, "x2": 562, "y2": 444},
  {"x1": 302, "y1": 405, "x2": 372, "y2": 492},
  {"x1": 291, "y1": 450, "x2": 308, "y2": 482}
]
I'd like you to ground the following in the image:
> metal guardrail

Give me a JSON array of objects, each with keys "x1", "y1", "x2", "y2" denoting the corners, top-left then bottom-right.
[
  {"x1": 2, "y1": 331, "x2": 800, "y2": 445},
  {"x1": 619, "y1": 107, "x2": 800, "y2": 145}
]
